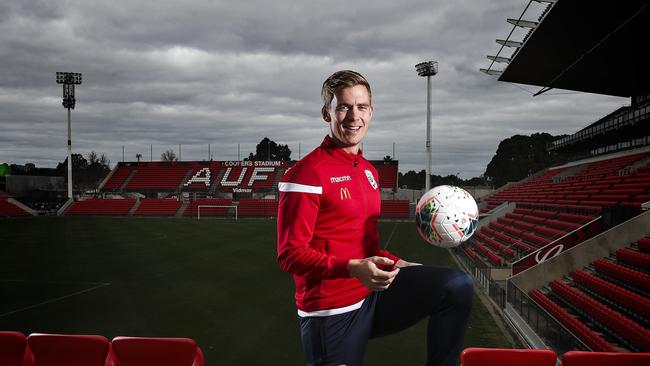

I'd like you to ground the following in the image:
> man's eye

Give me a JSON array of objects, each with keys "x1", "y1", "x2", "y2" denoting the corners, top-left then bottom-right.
[{"x1": 336, "y1": 105, "x2": 349, "y2": 111}]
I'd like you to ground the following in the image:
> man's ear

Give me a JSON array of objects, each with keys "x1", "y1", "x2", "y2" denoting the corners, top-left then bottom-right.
[{"x1": 322, "y1": 106, "x2": 331, "y2": 122}]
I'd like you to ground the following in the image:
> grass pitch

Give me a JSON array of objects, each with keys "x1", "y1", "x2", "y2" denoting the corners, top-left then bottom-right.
[{"x1": 0, "y1": 217, "x2": 511, "y2": 364}]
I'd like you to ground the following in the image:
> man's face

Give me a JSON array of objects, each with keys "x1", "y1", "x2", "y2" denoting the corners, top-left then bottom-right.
[{"x1": 323, "y1": 84, "x2": 373, "y2": 154}]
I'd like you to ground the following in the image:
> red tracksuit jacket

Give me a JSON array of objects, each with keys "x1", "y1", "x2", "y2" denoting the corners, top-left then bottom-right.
[{"x1": 277, "y1": 136, "x2": 400, "y2": 314}]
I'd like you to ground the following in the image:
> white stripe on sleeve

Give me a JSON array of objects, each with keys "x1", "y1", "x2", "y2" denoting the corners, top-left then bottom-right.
[{"x1": 278, "y1": 182, "x2": 322, "y2": 194}]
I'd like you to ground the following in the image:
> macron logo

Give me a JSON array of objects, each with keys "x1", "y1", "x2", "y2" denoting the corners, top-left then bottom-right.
[{"x1": 330, "y1": 175, "x2": 352, "y2": 183}]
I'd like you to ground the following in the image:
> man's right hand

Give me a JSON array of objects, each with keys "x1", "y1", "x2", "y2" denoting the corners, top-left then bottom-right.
[{"x1": 348, "y1": 256, "x2": 400, "y2": 291}]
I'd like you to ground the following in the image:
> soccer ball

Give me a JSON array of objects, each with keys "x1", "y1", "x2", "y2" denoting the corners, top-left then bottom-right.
[{"x1": 415, "y1": 185, "x2": 479, "y2": 248}]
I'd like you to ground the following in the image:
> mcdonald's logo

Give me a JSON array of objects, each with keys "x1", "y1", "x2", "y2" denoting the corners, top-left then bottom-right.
[{"x1": 340, "y1": 187, "x2": 352, "y2": 200}]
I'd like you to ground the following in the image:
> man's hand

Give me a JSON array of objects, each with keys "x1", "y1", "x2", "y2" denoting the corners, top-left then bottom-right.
[{"x1": 348, "y1": 257, "x2": 400, "y2": 291}]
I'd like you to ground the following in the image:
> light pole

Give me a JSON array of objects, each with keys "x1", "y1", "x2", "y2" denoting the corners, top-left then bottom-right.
[
  {"x1": 56, "y1": 72, "x2": 82, "y2": 199},
  {"x1": 415, "y1": 61, "x2": 438, "y2": 191}
]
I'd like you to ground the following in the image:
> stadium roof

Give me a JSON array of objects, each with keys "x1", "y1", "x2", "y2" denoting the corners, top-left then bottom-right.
[{"x1": 485, "y1": 1, "x2": 649, "y2": 97}]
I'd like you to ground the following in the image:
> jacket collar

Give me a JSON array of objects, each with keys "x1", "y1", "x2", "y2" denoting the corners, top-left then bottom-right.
[{"x1": 321, "y1": 135, "x2": 363, "y2": 166}]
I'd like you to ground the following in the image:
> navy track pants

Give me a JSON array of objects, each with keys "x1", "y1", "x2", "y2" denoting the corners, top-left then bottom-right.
[{"x1": 299, "y1": 265, "x2": 474, "y2": 366}]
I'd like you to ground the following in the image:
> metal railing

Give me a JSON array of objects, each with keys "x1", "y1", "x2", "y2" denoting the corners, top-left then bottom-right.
[{"x1": 507, "y1": 281, "x2": 589, "y2": 355}]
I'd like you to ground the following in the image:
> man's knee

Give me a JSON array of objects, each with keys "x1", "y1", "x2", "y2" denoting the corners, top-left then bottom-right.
[{"x1": 444, "y1": 270, "x2": 474, "y2": 308}]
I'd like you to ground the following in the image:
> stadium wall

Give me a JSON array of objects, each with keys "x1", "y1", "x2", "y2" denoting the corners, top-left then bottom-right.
[
  {"x1": 6, "y1": 175, "x2": 65, "y2": 197},
  {"x1": 509, "y1": 210, "x2": 650, "y2": 293}
]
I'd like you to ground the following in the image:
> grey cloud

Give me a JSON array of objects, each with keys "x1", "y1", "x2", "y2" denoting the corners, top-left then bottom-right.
[{"x1": 0, "y1": 0, "x2": 627, "y2": 180}]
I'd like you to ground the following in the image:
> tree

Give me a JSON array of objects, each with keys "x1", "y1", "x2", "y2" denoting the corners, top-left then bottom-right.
[
  {"x1": 383, "y1": 155, "x2": 393, "y2": 162},
  {"x1": 398, "y1": 170, "x2": 426, "y2": 190},
  {"x1": 484, "y1": 133, "x2": 560, "y2": 188},
  {"x1": 161, "y1": 149, "x2": 177, "y2": 162},
  {"x1": 136, "y1": 153, "x2": 142, "y2": 162},
  {"x1": 246, "y1": 137, "x2": 291, "y2": 161},
  {"x1": 54, "y1": 151, "x2": 112, "y2": 192}
]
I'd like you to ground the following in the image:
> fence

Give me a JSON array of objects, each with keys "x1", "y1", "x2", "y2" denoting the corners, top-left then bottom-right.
[{"x1": 507, "y1": 281, "x2": 589, "y2": 355}]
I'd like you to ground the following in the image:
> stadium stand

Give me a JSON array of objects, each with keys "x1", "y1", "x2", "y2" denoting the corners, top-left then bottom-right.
[
  {"x1": 465, "y1": 150, "x2": 649, "y2": 268},
  {"x1": 380, "y1": 200, "x2": 410, "y2": 219},
  {"x1": 28, "y1": 333, "x2": 111, "y2": 366},
  {"x1": 101, "y1": 165, "x2": 134, "y2": 191},
  {"x1": 134, "y1": 198, "x2": 182, "y2": 216},
  {"x1": 125, "y1": 163, "x2": 191, "y2": 191},
  {"x1": 460, "y1": 347, "x2": 557, "y2": 366},
  {"x1": 0, "y1": 332, "x2": 206, "y2": 366},
  {"x1": 236, "y1": 199, "x2": 278, "y2": 217},
  {"x1": 66, "y1": 199, "x2": 136, "y2": 216},
  {"x1": 560, "y1": 351, "x2": 650, "y2": 366},
  {"x1": 529, "y1": 238, "x2": 650, "y2": 352},
  {"x1": 111, "y1": 336, "x2": 204, "y2": 366},
  {"x1": 0, "y1": 331, "x2": 29, "y2": 366},
  {"x1": 0, "y1": 198, "x2": 32, "y2": 217}
]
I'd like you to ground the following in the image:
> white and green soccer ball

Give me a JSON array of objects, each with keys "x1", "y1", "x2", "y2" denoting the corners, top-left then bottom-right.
[{"x1": 415, "y1": 185, "x2": 479, "y2": 248}]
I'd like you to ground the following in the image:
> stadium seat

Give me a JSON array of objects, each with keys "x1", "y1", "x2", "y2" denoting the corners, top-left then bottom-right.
[
  {"x1": 460, "y1": 347, "x2": 557, "y2": 366},
  {"x1": 111, "y1": 337, "x2": 204, "y2": 366},
  {"x1": 27, "y1": 333, "x2": 111, "y2": 366},
  {"x1": 561, "y1": 351, "x2": 650, "y2": 366},
  {"x1": 0, "y1": 331, "x2": 30, "y2": 366}
]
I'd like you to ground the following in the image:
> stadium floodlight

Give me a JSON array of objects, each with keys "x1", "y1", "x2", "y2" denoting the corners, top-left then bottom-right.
[
  {"x1": 415, "y1": 61, "x2": 438, "y2": 192},
  {"x1": 56, "y1": 72, "x2": 82, "y2": 199}
]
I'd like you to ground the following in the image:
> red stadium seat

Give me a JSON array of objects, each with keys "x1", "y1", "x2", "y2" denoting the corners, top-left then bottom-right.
[
  {"x1": 0, "y1": 331, "x2": 30, "y2": 366},
  {"x1": 561, "y1": 351, "x2": 650, "y2": 366},
  {"x1": 27, "y1": 333, "x2": 111, "y2": 366},
  {"x1": 460, "y1": 347, "x2": 557, "y2": 366},
  {"x1": 111, "y1": 337, "x2": 204, "y2": 366}
]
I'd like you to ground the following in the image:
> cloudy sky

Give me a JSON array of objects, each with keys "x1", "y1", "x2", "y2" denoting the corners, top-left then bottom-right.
[{"x1": 0, "y1": 0, "x2": 627, "y2": 179}]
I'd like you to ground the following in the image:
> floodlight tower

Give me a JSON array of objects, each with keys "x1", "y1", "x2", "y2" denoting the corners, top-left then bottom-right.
[
  {"x1": 415, "y1": 61, "x2": 438, "y2": 191},
  {"x1": 56, "y1": 72, "x2": 82, "y2": 199}
]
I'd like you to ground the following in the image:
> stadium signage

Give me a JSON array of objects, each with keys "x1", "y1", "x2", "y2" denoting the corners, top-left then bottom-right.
[
  {"x1": 183, "y1": 161, "x2": 289, "y2": 192},
  {"x1": 512, "y1": 217, "x2": 603, "y2": 274},
  {"x1": 222, "y1": 160, "x2": 284, "y2": 167}
]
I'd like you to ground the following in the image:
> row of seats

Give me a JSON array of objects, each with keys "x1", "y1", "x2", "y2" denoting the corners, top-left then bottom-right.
[
  {"x1": 0, "y1": 199, "x2": 32, "y2": 217},
  {"x1": 483, "y1": 151, "x2": 650, "y2": 211},
  {"x1": 572, "y1": 269, "x2": 650, "y2": 319},
  {"x1": 593, "y1": 259, "x2": 650, "y2": 292},
  {"x1": 529, "y1": 289, "x2": 617, "y2": 352},
  {"x1": 134, "y1": 199, "x2": 183, "y2": 216},
  {"x1": 67, "y1": 199, "x2": 136, "y2": 216},
  {"x1": 101, "y1": 166, "x2": 133, "y2": 190},
  {"x1": 379, "y1": 200, "x2": 410, "y2": 218},
  {"x1": 616, "y1": 248, "x2": 650, "y2": 270},
  {"x1": 101, "y1": 160, "x2": 398, "y2": 193},
  {"x1": 550, "y1": 280, "x2": 650, "y2": 351},
  {"x1": 0, "y1": 331, "x2": 204, "y2": 366},
  {"x1": 460, "y1": 348, "x2": 650, "y2": 366},
  {"x1": 466, "y1": 203, "x2": 601, "y2": 268},
  {"x1": 529, "y1": 238, "x2": 650, "y2": 352}
]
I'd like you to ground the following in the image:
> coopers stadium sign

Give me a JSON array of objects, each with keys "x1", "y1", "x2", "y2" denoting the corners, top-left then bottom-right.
[{"x1": 183, "y1": 161, "x2": 288, "y2": 193}]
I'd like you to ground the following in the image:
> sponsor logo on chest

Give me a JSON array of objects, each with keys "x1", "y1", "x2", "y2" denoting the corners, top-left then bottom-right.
[{"x1": 330, "y1": 175, "x2": 352, "y2": 183}]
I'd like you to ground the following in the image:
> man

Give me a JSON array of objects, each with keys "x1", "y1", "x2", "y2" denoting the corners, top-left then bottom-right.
[{"x1": 277, "y1": 70, "x2": 473, "y2": 366}]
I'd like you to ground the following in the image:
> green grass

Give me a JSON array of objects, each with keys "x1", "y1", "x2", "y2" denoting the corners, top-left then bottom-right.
[{"x1": 0, "y1": 217, "x2": 511, "y2": 364}]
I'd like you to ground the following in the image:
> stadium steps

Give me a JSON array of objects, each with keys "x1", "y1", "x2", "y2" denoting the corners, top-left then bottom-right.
[
  {"x1": 119, "y1": 168, "x2": 138, "y2": 192},
  {"x1": 128, "y1": 198, "x2": 141, "y2": 216},
  {"x1": 625, "y1": 155, "x2": 650, "y2": 174},
  {"x1": 0, "y1": 198, "x2": 33, "y2": 217},
  {"x1": 176, "y1": 168, "x2": 195, "y2": 193},
  {"x1": 176, "y1": 200, "x2": 190, "y2": 217},
  {"x1": 208, "y1": 169, "x2": 226, "y2": 195}
]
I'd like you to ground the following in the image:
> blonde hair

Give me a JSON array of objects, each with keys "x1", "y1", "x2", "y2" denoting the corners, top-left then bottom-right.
[{"x1": 321, "y1": 70, "x2": 372, "y2": 111}]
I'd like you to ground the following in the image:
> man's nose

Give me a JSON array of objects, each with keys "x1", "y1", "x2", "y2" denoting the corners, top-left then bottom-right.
[{"x1": 348, "y1": 106, "x2": 360, "y2": 120}]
